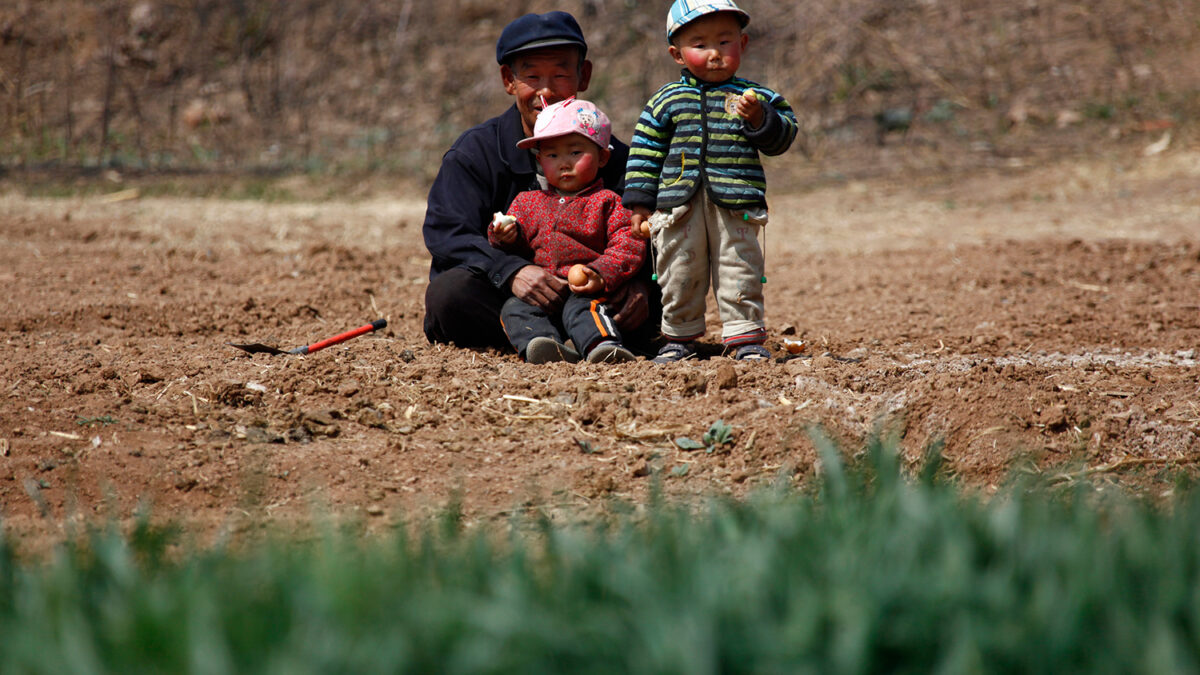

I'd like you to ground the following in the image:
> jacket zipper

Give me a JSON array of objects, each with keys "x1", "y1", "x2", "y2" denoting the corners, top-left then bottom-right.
[{"x1": 698, "y1": 80, "x2": 710, "y2": 170}]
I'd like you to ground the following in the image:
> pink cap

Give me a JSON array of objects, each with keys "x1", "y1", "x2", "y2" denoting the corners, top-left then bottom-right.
[{"x1": 516, "y1": 98, "x2": 611, "y2": 151}]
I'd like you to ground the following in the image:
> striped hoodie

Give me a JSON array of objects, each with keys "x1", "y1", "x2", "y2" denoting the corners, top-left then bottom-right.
[{"x1": 623, "y1": 70, "x2": 797, "y2": 212}]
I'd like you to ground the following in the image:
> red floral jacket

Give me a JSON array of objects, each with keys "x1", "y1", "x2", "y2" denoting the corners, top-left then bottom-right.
[{"x1": 488, "y1": 179, "x2": 646, "y2": 293}]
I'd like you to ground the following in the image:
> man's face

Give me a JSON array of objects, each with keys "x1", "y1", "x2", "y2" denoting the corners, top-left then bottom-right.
[
  {"x1": 668, "y1": 12, "x2": 747, "y2": 83},
  {"x1": 534, "y1": 134, "x2": 609, "y2": 193},
  {"x1": 501, "y1": 47, "x2": 592, "y2": 137}
]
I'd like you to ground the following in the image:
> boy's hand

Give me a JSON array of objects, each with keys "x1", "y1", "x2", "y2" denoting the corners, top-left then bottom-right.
[
  {"x1": 567, "y1": 264, "x2": 604, "y2": 295},
  {"x1": 629, "y1": 207, "x2": 652, "y2": 240},
  {"x1": 735, "y1": 90, "x2": 765, "y2": 130},
  {"x1": 491, "y1": 212, "x2": 518, "y2": 244}
]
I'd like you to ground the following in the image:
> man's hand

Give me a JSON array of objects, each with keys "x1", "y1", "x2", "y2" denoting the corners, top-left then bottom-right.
[
  {"x1": 734, "y1": 89, "x2": 765, "y2": 130},
  {"x1": 629, "y1": 207, "x2": 653, "y2": 240},
  {"x1": 491, "y1": 212, "x2": 518, "y2": 244},
  {"x1": 511, "y1": 265, "x2": 568, "y2": 311},
  {"x1": 608, "y1": 278, "x2": 651, "y2": 331}
]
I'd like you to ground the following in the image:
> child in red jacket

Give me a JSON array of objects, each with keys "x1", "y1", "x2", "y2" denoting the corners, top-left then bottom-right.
[{"x1": 489, "y1": 98, "x2": 646, "y2": 364}]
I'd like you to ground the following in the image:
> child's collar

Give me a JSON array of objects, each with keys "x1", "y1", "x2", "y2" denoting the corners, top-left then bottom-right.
[
  {"x1": 680, "y1": 69, "x2": 736, "y2": 87},
  {"x1": 547, "y1": 178, "x2": 604, "y2": 198}
]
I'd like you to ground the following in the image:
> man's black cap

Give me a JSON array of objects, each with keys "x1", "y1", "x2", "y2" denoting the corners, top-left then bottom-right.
[{"x1": 496, "y1": 11, "x2": 588, "y2": 64}]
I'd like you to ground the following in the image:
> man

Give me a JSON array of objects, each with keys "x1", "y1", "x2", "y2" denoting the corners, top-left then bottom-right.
[{"x1": 422, "y1": 11, "x2": 656, "y2": 352}]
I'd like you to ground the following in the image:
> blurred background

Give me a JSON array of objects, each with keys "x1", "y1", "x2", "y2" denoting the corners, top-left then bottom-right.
[{"x1": 1, "y1": 0, "x2": 1197, "y2": 189}]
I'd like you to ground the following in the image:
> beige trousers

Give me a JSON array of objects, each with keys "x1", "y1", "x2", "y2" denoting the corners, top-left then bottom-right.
[{"x1": 649, "y1": 190, "x2": 767, "y2": 342}]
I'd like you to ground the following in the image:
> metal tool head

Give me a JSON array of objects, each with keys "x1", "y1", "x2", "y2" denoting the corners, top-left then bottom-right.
[{"x1": 226, "y1": 342, "x2": 287, "y2": 355}]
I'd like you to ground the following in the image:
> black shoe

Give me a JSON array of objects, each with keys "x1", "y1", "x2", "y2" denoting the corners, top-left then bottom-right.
[
  {"x1": 734, "y1": 343, "x2": 771, "y2": 361},
  {"x1": 652, "y1": 341, "x2": 697, "y2": 364}
]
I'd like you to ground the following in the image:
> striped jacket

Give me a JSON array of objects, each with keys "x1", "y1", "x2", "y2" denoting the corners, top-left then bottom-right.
[{"x1": 623, "y1": 70, "x2": 797, "y2": 212}]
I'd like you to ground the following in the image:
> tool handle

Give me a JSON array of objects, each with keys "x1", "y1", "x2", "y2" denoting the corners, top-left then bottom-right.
[{"x1": 290, "y1": 318, "x2": 387, "y2": 355}]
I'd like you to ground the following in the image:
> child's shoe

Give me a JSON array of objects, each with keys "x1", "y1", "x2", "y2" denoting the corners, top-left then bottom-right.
[
  {"x1": 652, "y1": 340, "x2": 697, "y2": 364},
  {"x1": 586, "y1": 340, "x2": 636, "y2": 364},
  {"x1": 734, "y1": 343, "x2": 771, "y2": 361},
  {"x1": 525, "y1": 336, "x2": 581, "y2": 364}
]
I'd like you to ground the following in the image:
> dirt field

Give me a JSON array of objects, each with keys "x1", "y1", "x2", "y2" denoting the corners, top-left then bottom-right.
[{"x1": 2, "y1": 143, "x2": 1199, "y2": 543}]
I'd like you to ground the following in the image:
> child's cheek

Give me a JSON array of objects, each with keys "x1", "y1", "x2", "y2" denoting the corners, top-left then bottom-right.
[
  {"x1": 683, "y1": 51, "x2": 709, "y2": 73},
  {"x1": 538, "y1": 155, "x2": 559, "y2": 176},
  {"x1": 573, "y1": 153, "x2": 598, "y2": 181}
]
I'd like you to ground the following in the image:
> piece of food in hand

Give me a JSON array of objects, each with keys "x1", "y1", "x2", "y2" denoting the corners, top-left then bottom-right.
[
  {"x1": 568, "y1": 264, "x2": 590, "y2": 287},
  {"x1": 743, "y1": 89, "x2": 758, "y2": 103},
  {"x1": 783, "y1": 338, "x2": 806, "y2": 354},
  {"x1": 634, "y1": 220, "x2": 651, "y2": 238},
  {"x1": 492, "y1": 212, "x2": 517, "y2": 232}
]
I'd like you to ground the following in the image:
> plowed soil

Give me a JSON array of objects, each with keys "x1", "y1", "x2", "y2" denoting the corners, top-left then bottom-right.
[{"x1": 2, "y1": 146, "x2": 1199, "y2": 544}]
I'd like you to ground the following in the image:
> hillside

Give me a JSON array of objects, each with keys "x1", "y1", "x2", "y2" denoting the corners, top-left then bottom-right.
[{"x1": 2, "y1": 0, "x2": 1197, "y2": 185}]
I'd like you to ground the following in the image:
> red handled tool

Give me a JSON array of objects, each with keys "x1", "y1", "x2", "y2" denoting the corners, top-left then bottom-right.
[{"x1": 227, "y1": 318, "x2": 387, "y2": 356}]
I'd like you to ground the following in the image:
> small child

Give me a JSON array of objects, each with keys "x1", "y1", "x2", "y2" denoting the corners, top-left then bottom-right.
[
  {"x1": 624, "y1": 0, "x2": 797, "y2": 363},
  {"x1": 489, "y1": 98, "x2": 646, "y2": 364}
]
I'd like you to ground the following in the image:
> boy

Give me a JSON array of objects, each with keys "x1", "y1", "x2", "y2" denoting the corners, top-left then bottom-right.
[
  {"x1": 489, "y1": 98, "x2": 645, "y2": 364},
  {"x1": 624, "y1": 0, "x2": 797, "y2": 363}
]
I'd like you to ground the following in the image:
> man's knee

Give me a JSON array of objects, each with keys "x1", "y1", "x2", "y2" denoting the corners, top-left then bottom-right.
[
  {"x1": 424, "y1": 269, "x2": 469, "y2": 319},
  {"x1": 423, "y1": 268, "x2": 508, "y2": 349}
]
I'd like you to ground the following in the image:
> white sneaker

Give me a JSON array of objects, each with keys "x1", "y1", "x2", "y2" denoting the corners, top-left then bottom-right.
[
  {"x1": 586, "y1": 340, "x2": 637, "y2": 364},
  {"x1": 525, "y1": 336, "x2": 581, "y2": 364}
]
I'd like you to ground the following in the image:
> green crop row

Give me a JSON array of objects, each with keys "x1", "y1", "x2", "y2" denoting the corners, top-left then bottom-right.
[{"x1": 2, "y1": 435, "x2": 1198, "y2": 673}]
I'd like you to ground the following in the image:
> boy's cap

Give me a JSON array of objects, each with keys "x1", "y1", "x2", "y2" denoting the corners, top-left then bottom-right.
[
  {"x1": 516, "y1": 98, "x2": 611, "y2": 151},
  {"x1": 666, "y1": 0, "x2": 750, "y2": 41},
  {"x1": 496, "y1": 11, "x2": 588, "y2": 64}
]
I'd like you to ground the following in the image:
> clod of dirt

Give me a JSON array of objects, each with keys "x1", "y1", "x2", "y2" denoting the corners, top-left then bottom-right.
[
  {"x1": 1038, "y1": 405, "x2": 1070, "y2": 432},
  {"x1": 812, "y1": 353, "x2": 837, "y2": 368},
  {"x1": 783, "y1": 359, "x2": 810, "y2": 377},
  {"x1": 244, "y1": 426, "x2": 284, "y2": 444},
  {"x1": 302, "y1": 410, "x2": 342, "y2": 437},
  {"x1": 137, "y1": 370, "x2": 164, "y2": 384},
  {"x1": 206, "y1": 429, "x2": 233, "y2": 444},
  {"x1": 721, "y1": 399, "x2": 763, "y2": 420},
  {"x1": 285, "y1": 427, "x2": 312, "y2": 444},
  {"x1": 573, "y1": 397, "x2": 609, "y2": 426},
  {"x1": 591, "y1": 472, "x2": 617, "y2": 496},
  {"x1": 632, "y1": 460, "x2": 651, "y2": 477},
  {"x1": 356, "y1": 407, "x2": 387, "y2": 429},
  {"x1": 670, "y1": 370, "x2": 707, "y2": 395},
  {"x1": 214, "y1": 381, "x2": 262, "y2": 407},
  {"x1": 712, "y1": 363, "x2": 739, "y2": 391}
]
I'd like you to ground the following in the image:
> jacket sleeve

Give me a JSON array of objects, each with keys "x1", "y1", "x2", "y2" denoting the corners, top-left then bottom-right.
[
  {"x1": 589, "y1": 194, "x2": 647, "y2": 292},
  {"x1": 423, "y1": 146, "x2": 534, "y2": 288},
  {"x1": 743, "y1": 87, "x2": 798, "y2": 157},
  {"x1": 622, "y1": 92, "x2": 671, "y2": 212}
]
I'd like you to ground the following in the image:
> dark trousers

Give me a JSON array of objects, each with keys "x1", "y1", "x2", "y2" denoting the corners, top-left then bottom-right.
[
  {"x1": 423, "y1": 267, "x2": 511, "y2": 350},
  {"x1": 423, "y1": 267, "x2": 663, "y2": 356},
  {"x1": 501, "y1": 294, "x2": 622, "y2": 358}
]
